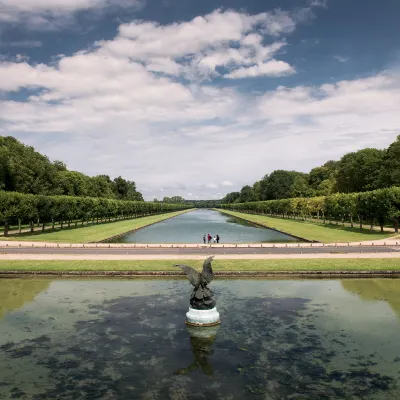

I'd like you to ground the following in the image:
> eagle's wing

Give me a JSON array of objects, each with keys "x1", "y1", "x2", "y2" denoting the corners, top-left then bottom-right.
[
  {"x1": 175, "y1": 264, "x2": 201, "y2": 287},
  {"x1": 201, "y1": 256, "x2": 214, "y2": 285}
]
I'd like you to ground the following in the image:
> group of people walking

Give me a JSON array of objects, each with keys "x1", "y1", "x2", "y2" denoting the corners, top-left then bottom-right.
[{"x1": 203, "y1": 233, "x2": 220, "y2": 244}]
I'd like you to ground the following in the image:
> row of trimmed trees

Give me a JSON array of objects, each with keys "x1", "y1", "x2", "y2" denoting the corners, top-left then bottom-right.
[
  {"x1": 0, "y1": 191, "x2": 191, "y2": 236},
  {"x1": 220, "y1": 187, "x2": 400, "y2": 233}
]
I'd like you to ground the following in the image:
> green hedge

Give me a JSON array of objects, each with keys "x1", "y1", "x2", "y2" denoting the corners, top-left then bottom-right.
[
  {"x1": 0, "y1": 191, "x2": 191, "y2": 236},
  {"x1": 220, "y1": 187, "x2": 400, "y2": 233}
]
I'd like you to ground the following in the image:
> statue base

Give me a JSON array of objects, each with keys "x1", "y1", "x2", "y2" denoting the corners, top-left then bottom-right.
[{"x1": 185, "y1": 307, "x2": 220, "y2": 327}]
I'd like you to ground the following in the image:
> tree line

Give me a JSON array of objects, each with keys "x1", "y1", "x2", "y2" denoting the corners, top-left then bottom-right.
[
  {"x1": 223, "y1": 135, "x2": 400, "y2": 204},
  {"x1": 220, "y1": 187, "x2": 400, "y2": 233},
  {"x1": 152, "y1": 197, "x2": 222, "y2": 208},
  {"x1": 0, "y1": 136, "x2": 143, "y2": 201},
  {"x1": 0, "y1": 191, "x2": 191, "y2": 236}
]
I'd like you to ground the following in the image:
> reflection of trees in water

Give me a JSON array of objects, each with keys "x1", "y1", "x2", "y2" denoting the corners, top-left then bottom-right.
[
  {"x1": 226, "y1": 216, "x2": 258, "y2": 228},
  {"x1": 0, "y1": 292, "x2": 398, "y2": 399},
  {"x1": 341, "y1": 279, "x2": 400, "y2": 319},
  {"x1": 0, "y1": 279, "x2": 50, "y2": 319},
  {"x1": 174, "y1": 325, "x2": 219, "y2": 376}
]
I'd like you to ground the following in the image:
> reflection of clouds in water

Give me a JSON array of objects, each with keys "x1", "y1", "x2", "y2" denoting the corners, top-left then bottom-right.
[
  {"x1": 216, "y1": 279, "x2": 399, "y2": 339},
  {"x1": 0, "y1": 278, "x2": 399, "y2": 399}
]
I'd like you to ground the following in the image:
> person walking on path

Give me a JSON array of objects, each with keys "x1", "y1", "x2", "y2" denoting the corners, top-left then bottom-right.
[
  {"x1": 213, "y1": 235, "x2": 217, "y2": 243},
  {"x1": 216, "y1": 234, "x2": 220, "y2": 244},
  {"x1": 207, "y1": 233, "x2": 212, "y2": 244},
  {"x1": 203, "y1": 235, "x2": 206, "y2": 244}
]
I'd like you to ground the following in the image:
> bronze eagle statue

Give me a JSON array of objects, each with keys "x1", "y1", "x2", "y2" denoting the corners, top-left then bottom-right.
[{"x1": 175, "y1": 256, "x2": 216, "y2": 310}]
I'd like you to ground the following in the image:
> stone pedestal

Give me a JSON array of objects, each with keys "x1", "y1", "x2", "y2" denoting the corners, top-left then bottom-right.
[{"x1": 185, "y1": 307, "x2": 220, "y2": 326}]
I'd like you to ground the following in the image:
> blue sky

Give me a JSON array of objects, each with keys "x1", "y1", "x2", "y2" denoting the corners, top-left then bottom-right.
[{"x1": 0, "y1": 0, "x2": 399, "y2": 199}]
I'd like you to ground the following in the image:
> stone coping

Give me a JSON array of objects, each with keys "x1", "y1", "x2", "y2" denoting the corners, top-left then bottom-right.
[
  {"x1": 0, "y1": 241, "x2": 398, "y2": 248},
  {"x1": 1, "y1": 270, "x2": 400, "y2": 278}
]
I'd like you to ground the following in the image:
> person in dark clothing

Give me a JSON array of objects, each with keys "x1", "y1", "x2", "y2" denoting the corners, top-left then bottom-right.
[
  {"x1": 216, "y1": 234, "x2": 220, "y2": 244},
  {"x1": 203, "y1": 235, "x2": 206, "y2": 244},
  {"x1": 207, "y1": 233, "x2": 212, "y2": 244}
]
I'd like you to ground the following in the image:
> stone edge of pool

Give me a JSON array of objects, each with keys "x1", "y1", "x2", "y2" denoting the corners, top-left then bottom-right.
[
  {"x1": 1, "y1": 270, "x2": 400, "y2": 278},
  {"x1": 0, "y1": 241, "x2": 399, "y2": 248}
]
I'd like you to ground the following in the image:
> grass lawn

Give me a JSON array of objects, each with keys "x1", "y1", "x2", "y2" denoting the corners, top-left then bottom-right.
[
  {"x1": 0, "y1": 210, "x2": 189, "y2": 243},
  {"x1": 0, "y1": 259, "x2": 399, "y2": 272},
  {"x1": 217, "y1": 209, "x2": 396, "y2": 243}
]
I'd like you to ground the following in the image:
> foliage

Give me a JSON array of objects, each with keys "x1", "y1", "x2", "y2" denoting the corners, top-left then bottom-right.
[
  {"x1": 222, "y1": 137, "x2": 399, "y2": 204},
  {"x1": 220, "y1": 187, "x2": 400, "y2": 233},
  {"x1": 0, "y1": 136, "x2": 143, "y2": 201},
  {"x1": 184, "y1": 200, "x2": 222, "y2": 208},
  {"x1": 0, "y1": 191, "x2": 190, "y2": 236},
  {"x1": 336, "y1": 148, "x2": 385, "y2": 193},
  {"x1": 380, "y1": 135, "x2": 400, "y2": 187},
  {"x1": 161, "y1": 196, "x2": 186, "y2": 204}
]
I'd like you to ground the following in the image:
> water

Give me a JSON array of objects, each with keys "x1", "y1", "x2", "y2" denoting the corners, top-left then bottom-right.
[
  {"x1": 0, "y1": 277, "x2": 399, "y2": 399},
  {"x1": 109, "y1": 209, "x2": 300, "y2": 243}
]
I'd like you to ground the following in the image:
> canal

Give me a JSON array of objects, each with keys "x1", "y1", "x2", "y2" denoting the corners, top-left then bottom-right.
[
  {"x1": 108, "y1": 209, "x2": 301, "y2": 243},
  {"x1": 0, "y1": 277, "x2": 399, "y2": 399}
]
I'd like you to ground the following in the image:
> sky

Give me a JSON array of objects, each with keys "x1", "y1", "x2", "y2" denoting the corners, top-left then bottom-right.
[{"x1": 0, "y1": 0, "x2": 399, "y2": 200}]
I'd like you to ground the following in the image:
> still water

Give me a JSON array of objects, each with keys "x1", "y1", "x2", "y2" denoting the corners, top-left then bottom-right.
[
  {"x1": 1, "y1": 277, "x2": 400, "y2": 399},
  {"x1": 109, "y1": 209, "x2": 300, "y2": 243}
]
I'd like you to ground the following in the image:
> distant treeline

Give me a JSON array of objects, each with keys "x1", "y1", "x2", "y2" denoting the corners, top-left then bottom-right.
[
  {"x1": 222, "y1": 135, "x2": 400, "y2": 204},
  {"x1": 220, "y1": 187, "x2": 400, "y2": 233},
  {"x1": 152, "y1": 197, "x2": 221, "y2": 208},
  {"x1": 0, "y1": 136, "x2": 143, "y2": 201},
  {"x1": 0, "y1": 191, "x2": 191, "y2": 236},
  {"x1": 185, "y1": 200, "x2": 222, "y2": 208}
]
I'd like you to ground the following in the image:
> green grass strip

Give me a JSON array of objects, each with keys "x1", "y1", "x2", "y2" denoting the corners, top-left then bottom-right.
[
  {"x1": 217, "y1": 209, "x2": 395, "y2": 243},
  {"x1": 0, "y1": 210, "x2": 190, "y2": 243},
  {"x1": 0, "y1": 259, "x2": 399, "y2": 272}
]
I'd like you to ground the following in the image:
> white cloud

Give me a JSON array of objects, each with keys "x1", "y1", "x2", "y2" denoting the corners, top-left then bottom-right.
[
  {"x1": 98, "y1": 10, "x2": 296, "y2": 80},
  {"x1": 225, "y1": 59, "x2": 295, "y2": 79},
  {"x1": 0, "y1": 0, "x2": 143, "y2": 29},
  {"x1": 334, "y1": 55, "x2": 350, "y2": 63},
  {"x1": 0, "y1": 8, "x2": 399, "y2": 200},
  {"x1": 310, "y1": 0, "x2": 328, "y2": 8}
]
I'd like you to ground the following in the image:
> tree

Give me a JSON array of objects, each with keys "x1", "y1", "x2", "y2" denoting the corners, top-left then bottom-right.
[
  {"x1": 379, "y1": 135, "x2": 400, "y2": 187},
  {"x1": 309, "y1": 161, "x2": 338, "y2": 191},
  {"x1": 290, "y1": 175, "x2": 314, "y2": 198},
  {"x1": 336, "y1": 148, "x2": 385, "y2": 193},
  {"x1": 261, "y1": 170, "x2": 307, "y2": 200},
  {"x1": 170, "y1": 196, "x2": 185, "y2": 203},
  {"x1": 0, "y1": 136, "x2": 144, "y2": 200},
  {"x1": 238, "y1": 185, "x2": 256, "y2": 203},
  {"x1": 222, "y1": 192, "x2": 240, "y2": 204},
  {"x1": 89, "y1": 175, "x2": 115, "y2": 198},
  {"x1": 252, "y1": 181, "x2": 262, "y2": 201}
]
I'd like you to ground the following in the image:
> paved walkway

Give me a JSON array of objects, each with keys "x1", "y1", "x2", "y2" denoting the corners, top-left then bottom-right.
[
  {"x1": 0, "y1": 241, "x2": 399, "y2": 260},
  {"x1": 1, "y1": 252, "x2": 400, "y2": 260}
]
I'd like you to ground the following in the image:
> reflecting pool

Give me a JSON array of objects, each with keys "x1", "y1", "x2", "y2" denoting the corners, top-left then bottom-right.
[
  {"x1": 0, "y1": 277, "x2": 399, "y2": 399},
  {"x1": 108, "y1": 209, "x2": 301, "y2": 243}
]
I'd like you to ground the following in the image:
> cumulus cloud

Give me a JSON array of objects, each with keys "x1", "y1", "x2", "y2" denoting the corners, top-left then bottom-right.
[
  {"x1": 98, "y1": 9, "x2": 296, "y2": 80},
  {"x1": 225, "y1": 59, "x2": 295, "y2": 78},
  {"x1": 0, "y1": 7, "x2": 398, "y2": 200},
  {"x1": 0, "y1": 0, "x2": 143, "y2": 29}
]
